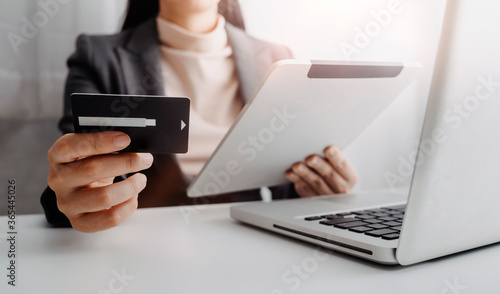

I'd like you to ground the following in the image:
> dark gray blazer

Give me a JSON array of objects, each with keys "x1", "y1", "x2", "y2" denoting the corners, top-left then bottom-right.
[{"x1": 41, "y1": 18, "x2": 298, "y2": 227}]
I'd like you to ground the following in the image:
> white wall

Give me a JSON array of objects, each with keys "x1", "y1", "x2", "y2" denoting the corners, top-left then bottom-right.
[
  {"x1": 240, "y1": 0, "x2": 448, "y2": 192},
  {"x1": 0, "y1": 0, "x2": 128, "y2": 120}
]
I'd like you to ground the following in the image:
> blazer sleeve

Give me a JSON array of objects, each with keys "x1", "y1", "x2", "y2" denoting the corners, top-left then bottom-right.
[
  {"x1": 59, "y1": 35, "x2": 104, "y2": 133},
  {"x1": 41, "y1": 35, "x2": 104, "y2": 227}
]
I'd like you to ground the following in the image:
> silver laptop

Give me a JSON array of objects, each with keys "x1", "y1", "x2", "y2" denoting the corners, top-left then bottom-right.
[{"x1": 231, "y1": 0, "x2": 500, "y2": 265}]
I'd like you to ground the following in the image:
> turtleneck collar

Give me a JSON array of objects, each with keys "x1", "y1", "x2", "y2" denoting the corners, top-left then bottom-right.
[{"x1": 157, "y1": 14, "x2": 228, "y2": 53}]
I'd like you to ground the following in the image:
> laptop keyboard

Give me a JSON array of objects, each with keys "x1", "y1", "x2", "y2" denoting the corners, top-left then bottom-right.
[{"x1": 304, "y1": 204, "x2": 406, "y2": 240}]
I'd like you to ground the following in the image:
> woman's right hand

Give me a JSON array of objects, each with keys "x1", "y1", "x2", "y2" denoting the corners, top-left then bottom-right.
[{"x1": 47, "y1": 131, "x2": 154, "y2": 233}]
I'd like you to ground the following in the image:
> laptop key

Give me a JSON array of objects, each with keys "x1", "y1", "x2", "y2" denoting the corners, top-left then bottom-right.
[
  {"x1": 355, "y1": 214, "x2": 376, "y2": 220},
  {"x1": 304, "y1": 216, "x2": 322, "y2": 221},
  {"x1": 367, "y1": 224, "x2": 388, "y2": 230},
  {"x1": 319, "y1": 218, "x2": 359, "y2": 226},
  {"x1": 391, "y1": 214, "x2": 405, "y2": 219},
  {"x1": 381, "y1": 233, "x2": 400, "y2": 240},
  {"x1": 334, "y1": 221, "x2": 368, "y2": 229},
  {"x1": 336, "y1": 212, "x2": 353, "y2": 216},
  {"x1": 321, "y1": 214, "x2": 342, "y2": 219},
  {"x1": 323, "y1": 214, "x2": 344, "y2": 219},
  {"x1": 391, "y1": 226, "x2": 402, "y2": 231},
  {"x1": 352, "y1": 211, "x2": 371, "y2": 215},
  {"x1": 363, "y1": 218, "x2": 383, "y2": 224},
  {"x1": 370, "y1": 213, "x2": 390, "y2": 217},
  {"x1": 378, "y1": 216, "x2": 397, "y2": 221},
  {"x1": 349, "y1": 226, "x2": 374, "y2": 233},
  {"x1": 382, "y1": 221, "x2": 401, "y2": 227},
  {"x1": 365, "y1": 229, "x2": 398, "y2": 237}
]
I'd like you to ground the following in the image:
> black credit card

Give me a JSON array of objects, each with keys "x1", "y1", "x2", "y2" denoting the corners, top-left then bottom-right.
[{"x1": 71, "y1": 93, "x2": 190, "y2": 154}]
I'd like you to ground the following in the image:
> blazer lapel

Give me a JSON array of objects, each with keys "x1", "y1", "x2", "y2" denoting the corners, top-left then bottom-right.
[
  {"x1": 116, "y1": 20, "x2": 274, "y2": 102},
  {"x1": 116, "y1": 18, "x2": 165, "y2": 96}
]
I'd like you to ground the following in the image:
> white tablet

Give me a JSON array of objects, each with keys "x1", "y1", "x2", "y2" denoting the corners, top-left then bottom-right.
[{"x1": 187, "y1": 60, "x2": 422, "y2": 197}]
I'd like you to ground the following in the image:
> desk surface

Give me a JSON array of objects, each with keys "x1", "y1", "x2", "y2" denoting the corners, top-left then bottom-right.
[{"x1": 0, "y1": 203, "x2": 498, "y2": 293}]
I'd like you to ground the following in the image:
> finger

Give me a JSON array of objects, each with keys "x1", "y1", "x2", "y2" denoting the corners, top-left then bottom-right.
[
  {"x1": 62, "y1": 152, "x2": 153, "y2": 188},
  {"x1": 291, "y1": 162, "x2": 335, "y2": 195},
  {"x1": 67, "y1": 173, "x2": 147, "y2": 214},
  {"x1": 295, "y1": 181, "x2": 317, "y2": 197},
  {"x1": 286, "y1": 171, "x2": 317, "y2": 197},
  {"x1": 324, "y1": 146, "x2": 358, "y2": 186},
  {"x1": 70, "y1": 194, "x2": 139, "y2": 233},
  {"x1": 305, "y1": 155, "x2": 350, "y2": 194},
  {"x1": 289, "y1": 164, "x2": 323, "y2": 196},
  {"x1": 48, "y1": 131, "x2": 131, "y2": 164}
]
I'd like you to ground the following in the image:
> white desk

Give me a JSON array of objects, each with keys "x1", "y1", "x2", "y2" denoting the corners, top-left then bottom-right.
[{"x1": 0, "y1": 203, "x2": 498, "y2": 293}]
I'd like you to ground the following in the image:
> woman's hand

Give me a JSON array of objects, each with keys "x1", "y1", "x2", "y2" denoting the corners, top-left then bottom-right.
[
  {"x1": 47, "y1": 131, "x2": 154, "y2": 232},
  {"x1": 285, "y1": 146, "x2": 358, "y2": 197}
]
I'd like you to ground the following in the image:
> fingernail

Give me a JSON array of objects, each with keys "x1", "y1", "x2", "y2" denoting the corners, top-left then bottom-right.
[
  {"x1": 295, "y1": 164, "x2": 306, "y2": 173},
  {"x1": 114, "y1": 134, "x2": 130, "y2": 148},
  {"x1": 139, "y1": 174, "x2": 147, "y2": 186},
  {"x1": 141, "y1": 153, "x2": 154, "y2": 166},
  {"x1": 286, "y1": 171, "x2": 297, "y2": 180},
  {"x1": 327, "y1": 146, "x2": 336, "y2": 156},
  {"x1": 308, "y1": 157, "x2": 319, "y2": 166}
]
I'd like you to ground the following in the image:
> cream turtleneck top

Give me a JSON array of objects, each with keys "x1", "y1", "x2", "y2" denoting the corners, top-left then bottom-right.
[{"x1": 157, "y1": 15, "x2": 243, "y2": 176}]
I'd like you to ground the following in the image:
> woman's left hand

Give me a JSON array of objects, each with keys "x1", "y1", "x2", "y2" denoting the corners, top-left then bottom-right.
[{"x1": 285, "y1": 146, "x2": 358, "y2": 197}]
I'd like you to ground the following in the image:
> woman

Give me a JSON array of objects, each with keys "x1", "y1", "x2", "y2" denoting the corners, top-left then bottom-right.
[{"x1": 41, "y1": 0, "x2": 358, "y2": 232}]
